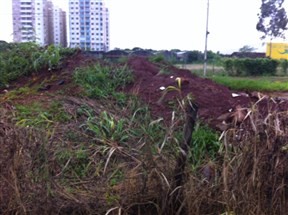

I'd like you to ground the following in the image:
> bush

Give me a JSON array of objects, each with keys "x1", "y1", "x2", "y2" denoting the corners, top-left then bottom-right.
[
  {"x1": 0, "y1": 43, "x2": 76, "y2": 88},
  {"x1": 149, "y1": 54, "x2": 165, "y2": 63},
  {"x1": 223, "y1": 58, "x2": 278, "y2": 76},
  {"x1": 278, "y1": 59, "x2": 288, "y2": 75}
]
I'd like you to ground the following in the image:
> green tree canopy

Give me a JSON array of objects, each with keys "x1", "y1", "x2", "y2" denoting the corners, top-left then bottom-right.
[
  {"x1": 239, "y1": 45, "x2": 256, "y2": 52},
  {"x1": 257, "y1": 0, "x2": 288, "y2": 39}
]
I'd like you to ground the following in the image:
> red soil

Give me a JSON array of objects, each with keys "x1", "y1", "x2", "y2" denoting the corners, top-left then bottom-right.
[
  {"x1": 3, "y1": 52, "x2": 288, "y2": 130},
  {"x1": 126, "y1": 56, "x2": 253, "y2": 128}
]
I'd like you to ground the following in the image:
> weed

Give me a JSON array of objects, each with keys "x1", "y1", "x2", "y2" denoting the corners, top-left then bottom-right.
[
  {"x1": 85, "y1": 111, "x2": 129, "y2": 145},
  {"x1": 74, "y1": 63, "x2": 133, "y2": 101},
  {"x1": 109, "y1": 169, "x2": 124, "y2": 186},
  {"x1": 149, "y1": 54, "x2": 165, "y2": 63},
  {"x1": 190, "y1": 123, "x2": 220, "y2": 167},
  {"x1": 14, "y1": 101, "x2": 71, "y2": 128},
  {"x1": 0, "y1": 43, "x2": 75, "y2": 87},
  {"x1": 105, "y1": 191, "x2": 120, "y2": 205},
  {"x1": 0, "y1": 86, "x2": 37, "y2": 102}
]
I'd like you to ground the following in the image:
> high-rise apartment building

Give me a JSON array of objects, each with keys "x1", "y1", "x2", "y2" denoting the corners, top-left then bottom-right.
[
  {"x1": 52, "y1": 6, "x2": 67, "y2": 47},
  {"x1": 69, "y1": 0, "x2": 110, "y2": 51},
  {"x1": 12, "y1": 0, "x2": 67, "y2": 47}
]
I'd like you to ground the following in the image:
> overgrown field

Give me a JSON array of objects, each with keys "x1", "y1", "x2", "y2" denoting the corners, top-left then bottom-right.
[{"x1": 1, "y1": 43, "x2": 288, "y2": 214}]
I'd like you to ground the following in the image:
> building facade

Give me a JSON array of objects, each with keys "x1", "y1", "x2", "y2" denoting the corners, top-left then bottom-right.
[
  {"x1": 12, "y1": 0, "x2": 67, "y2": 47},
  {"x1": 69, "y1": 0, "x2": 110, "y2": 51},
  {"x1": 52, "y1": 5, "x2": 67, "y2": 47}
]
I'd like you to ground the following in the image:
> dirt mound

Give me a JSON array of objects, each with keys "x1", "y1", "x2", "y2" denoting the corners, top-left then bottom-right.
[
  {"x1": 2, "y1": 52, "x2": 288, "y2": 214},
  {"x1": 2, "y1": 53, "x2": 288, "y2": 130},
  {"x1": 125, "y1": 56, "x2": 252, "y2": 128}
]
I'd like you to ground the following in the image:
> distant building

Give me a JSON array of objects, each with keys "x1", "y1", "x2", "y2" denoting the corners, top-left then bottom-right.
[
  {"x1": 230, "y1": 52, "x2": 266, "y2": 58},
  {"x1": 12, "y1": 0, "x2": 67, "y2": 47},
  {"x1": 51, "y1": 5, "x2": 67, "y2": 47},
  {"x1": 68, "y1": 0, "x2": 110, "y2": 51},
  {"x1": 266, "y1": 42, "x2": 288, "y2": 60}
]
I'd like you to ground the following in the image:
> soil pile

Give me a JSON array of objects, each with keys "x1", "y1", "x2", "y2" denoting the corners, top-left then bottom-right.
[{"x1": 126, "y1": 56, "x2": 253, "y2": 128}]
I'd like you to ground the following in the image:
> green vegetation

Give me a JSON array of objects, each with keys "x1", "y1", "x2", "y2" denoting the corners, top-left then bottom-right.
[
  {"x1": 74, "y1": 63, "x2": 133, "y2": 103},
  {"x1": 279, "y1": 59, "x2": 288, "y2": 74},
  {"x1": 149, "y1": 54, "x2": 166, "y2": 63},
  {"x1": 0, "y1": 42, "x2": 76, "y2": 88},
  {"x1": 211, "y1": 75, "x2": 288, "y2": 91},
  {"x1": 190, "y1": 123, "x2": 220, "y2": 167},
  {"x1": 223, "y1": 58, "x2": 278, "y2": 76},
  {"x1": 14, "y1": 101, "x2": 71, "y2": 128},
  {"x1": 1, "y1": 45, "x2": 287, "y2": 214}
]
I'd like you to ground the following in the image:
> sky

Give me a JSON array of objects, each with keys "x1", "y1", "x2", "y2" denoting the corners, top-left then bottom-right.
[{"x1": 0, "y1": 0, "x2": 287, "y2": 54}]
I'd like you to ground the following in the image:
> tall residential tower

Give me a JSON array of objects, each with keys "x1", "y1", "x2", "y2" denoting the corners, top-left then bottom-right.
[
  {"x1": 12, "y1": 0, "x2": 67, "y2": 47},
  {"x1": 52, "y1": 5, "x2": 67, "y2": 47},
  {"x1": 69, "y1": 0, "x2": 110, "y2": 51},
  {"x1": 12, "y1": 0, "x2": 50, "y2": 45}
]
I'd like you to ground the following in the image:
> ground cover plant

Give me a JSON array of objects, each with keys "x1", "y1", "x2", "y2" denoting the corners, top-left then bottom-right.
[
  {"x1": 1, "y1": 47, "x2": 288, "y2": 214},
  {"x1": 211, "y1": 75, "x2": 288, "y2": 91},
  {"x1": 0, "y1": 42, "x2": 76, "y2": 88}
]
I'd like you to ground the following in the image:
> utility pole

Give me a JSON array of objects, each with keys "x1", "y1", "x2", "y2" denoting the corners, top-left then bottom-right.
[{"x1": 203, "y1": 0, "x2": 210, "y2": 76}]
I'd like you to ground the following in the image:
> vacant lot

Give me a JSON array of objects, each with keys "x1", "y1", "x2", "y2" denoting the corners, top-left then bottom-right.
[{"x1": 1, "y1": 48, "x2": 288, "y2": 214}]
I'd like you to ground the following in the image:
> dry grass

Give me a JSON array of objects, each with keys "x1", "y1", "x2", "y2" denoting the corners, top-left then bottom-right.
[
  {"x1": 184, "y1": 98, "x2": 288, "y2": 215},
  {"x1": 1, "y1": 96, "x2": 288, "y2": 214}
]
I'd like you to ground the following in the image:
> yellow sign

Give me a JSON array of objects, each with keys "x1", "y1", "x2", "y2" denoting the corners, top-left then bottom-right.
[{"x1": 266, "y1": 43, "x2": 288, "y2": 60}]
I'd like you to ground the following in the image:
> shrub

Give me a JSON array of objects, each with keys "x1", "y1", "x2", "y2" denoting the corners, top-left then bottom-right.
[
  {"x1": 278, "y1": 59, "x2": 288, "y2": 75},
  {"x1": 149, "y1": 54, "x2": 165, "y2": 63},
  {"x1": 223, "y1": 58, "x2": 278, "y2": 76}
]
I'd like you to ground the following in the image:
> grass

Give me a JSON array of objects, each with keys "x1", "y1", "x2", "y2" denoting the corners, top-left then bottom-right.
[
  {"x1": 211, "y1": 75, "x2": 288, "y2": 91},
  {"x1": 0, "y1": 86, "x2": 38, "y2": 102},
  {"x1": 74, "y1": 63, "x2": 133, "y2": 105},
  {"x1": 0, "y1": 43, "x2": 76, "y2": 88},
  {"x1": 2, "y1": 54, "x2": 288, "y2": 214},
  {"x1": 181, "y1": 63, "x2": 288, "y2": 92},
  {"x1": 14, "y1": 100, "x2": 72, "y2": 128},
  {"x1": 176, "y1": 63, "x2": 225, "y2": 76},
  {"x1": 190, "y1": 123, "x2": 220, "y2": 167}
]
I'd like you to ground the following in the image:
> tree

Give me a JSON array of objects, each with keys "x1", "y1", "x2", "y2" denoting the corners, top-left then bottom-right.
[
  {"x1": 257, "y1": 0, "x2": 288, "y2": 39},
  {"x1": 239, "y1": 45, "x2": 256, "y2": 52},
  {"x1": 186, "y1": 50, "x2": 203, "y2": 63}
]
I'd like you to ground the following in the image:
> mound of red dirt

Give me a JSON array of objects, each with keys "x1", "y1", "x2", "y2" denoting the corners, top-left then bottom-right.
[
  {"x1": 125, "y1": 56, "x2": 287, "y2": 129},
  {"x1": 3, "y1": 52, "x2": 288, "y2": 131}
]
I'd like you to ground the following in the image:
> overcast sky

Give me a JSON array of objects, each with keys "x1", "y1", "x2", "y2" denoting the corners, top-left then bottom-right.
[{"x1": 0, "y1": 0, "x2": 287, "y2": 54}]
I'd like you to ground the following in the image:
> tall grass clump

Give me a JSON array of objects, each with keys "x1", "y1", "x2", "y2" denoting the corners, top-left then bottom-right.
[
  {"x1": 74, "y1": 63, "x2": 133, "y2": 102},
  {"x1": 190, "y1": 123, "x2": 220, "y2": 167},
  {"x1": 0, "y1": 94, "x2": 188, "y2": 214},
  {"x1": 185, "y1": 99, "x2": 288, "y2": 215},
  {"x1": 0, "y1": 42, "x2": 76, "y2": 88}
]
